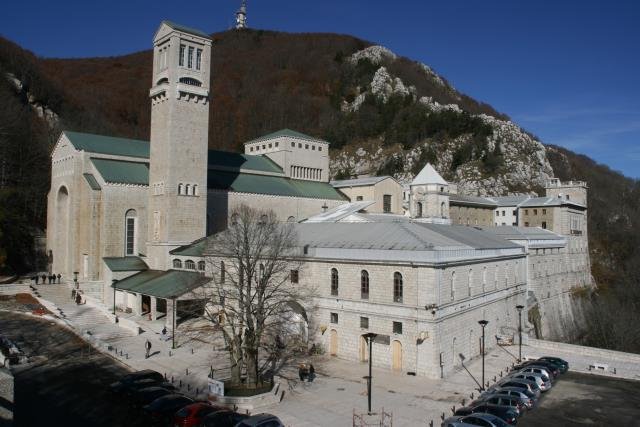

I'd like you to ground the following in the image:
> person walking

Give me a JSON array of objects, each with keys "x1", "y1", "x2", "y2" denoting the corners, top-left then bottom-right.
[
  {"x1": 57, "y1": 274, "x2": 62, "y2": 284},
  {"x1": 308, "y1": 363, "x2": 315, "y2": 382},
  {"x1": 34, "y1": 275, "x2": 39, "y2": 284},
  {"x1": 41, "y1": 274, "x2": 46, "y2": 284},
  {"x1": 298, "y1": 363, "x2": 307, "y2": 381},
  {"x1": 145, "y1": 339, "x2": 152, "y2": 359}
]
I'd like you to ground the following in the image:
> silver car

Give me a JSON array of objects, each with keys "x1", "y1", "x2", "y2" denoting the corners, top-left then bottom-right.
[
  {"x1": 520, "y1": 366, "x2": 553, "y2": 382},
  {"x1": 498, "y1": 378, "x2": 542, "y2": 398},
  {"x1": 482, "y1": 389, "x2": 534, "y2": 409},
  {"x1": 511, "y1": 372, "x2": 551, "y2": 391}
]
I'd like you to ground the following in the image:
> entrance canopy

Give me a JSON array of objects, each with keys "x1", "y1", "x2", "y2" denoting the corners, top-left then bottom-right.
[{"x1": 112, "y1": 269, "x2": 209, "y2": 299}]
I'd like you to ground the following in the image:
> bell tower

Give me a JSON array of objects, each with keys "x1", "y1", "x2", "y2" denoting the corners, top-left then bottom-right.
[{"x1": 146, "y1": 21, "x2": 212, "y2": 269}]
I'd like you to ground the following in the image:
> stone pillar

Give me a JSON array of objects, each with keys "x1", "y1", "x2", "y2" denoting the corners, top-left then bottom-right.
[
  {"x1": 166, "y1": 299, "x2": 175, "y2": 332},
  {"x1": 150, "y1": 297, "x2": 157, "y2": 321}
]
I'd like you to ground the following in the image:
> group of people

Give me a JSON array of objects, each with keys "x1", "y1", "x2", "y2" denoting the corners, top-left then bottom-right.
[
  {"x1": 298, "y1": 362, "x2": 316, "y2": 382},
  {"x1": 70, "y1": 288, "x2": 84, "y2": 305},
  {"x1": 32, "y1": 273, "x2": 62, "y2": 284}
]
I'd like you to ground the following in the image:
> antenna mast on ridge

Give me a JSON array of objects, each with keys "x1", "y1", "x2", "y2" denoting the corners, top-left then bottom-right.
[{"x1": 235, "y1": 0, "x2": 248, "y2": 30}]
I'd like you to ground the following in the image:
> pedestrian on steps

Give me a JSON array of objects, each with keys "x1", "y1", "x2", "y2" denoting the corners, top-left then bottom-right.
[
  {"x1": 145, "y1": 339, "x2": 152, "y2": 359},
  {"x1": 57, "y1": 274, "x2": 61, "y2": 284}
]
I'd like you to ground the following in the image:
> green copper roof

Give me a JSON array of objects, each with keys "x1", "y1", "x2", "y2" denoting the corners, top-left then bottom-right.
[
  {"x1": 208, "y1": 171, "x2": 346, "y2": 200},
  {"x1": 112, "y1": 269, "x2": 209, "y2": 299},
  {"x1": 170, "y1": 237, "x2": 209, "y2": 257},
  {"x1": 64, "y1": 131, "x2": 150, "y2": 159},
  {"x1": 91, "y1": 158, "x2": 149, "y2": 186},
  {"x1": 208, "y1": 151, "x2": 283, "y2": 174},
  {"x1": 162, "y1": 20, "x2": 210, "y2": 39},
  {"x1": 83, "y1": 173, "x2": 101, "y2": 191},
  {"x1": 246, "y1": 129, "x2": 330, "y2": 145},
  {"x1": 103, "y1": 256, "x2": 148, "y2": 272}
]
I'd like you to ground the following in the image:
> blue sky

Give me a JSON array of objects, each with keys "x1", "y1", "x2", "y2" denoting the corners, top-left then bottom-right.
[{"x1": 2, "y1": 0, "x2": 639, "y2": 178}]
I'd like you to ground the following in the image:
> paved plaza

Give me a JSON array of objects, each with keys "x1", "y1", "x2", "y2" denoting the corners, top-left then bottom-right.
[{"x1": 3, "y1": 281, "x2": 640, "y2": 426}]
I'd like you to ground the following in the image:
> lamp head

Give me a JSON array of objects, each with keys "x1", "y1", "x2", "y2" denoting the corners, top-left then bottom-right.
[
  {"x1": 516, "y1": 304, "x2": 524, "y2": 312},
  {"x1": 478, "y1": 320, "x2": 489, "y2": 327}
]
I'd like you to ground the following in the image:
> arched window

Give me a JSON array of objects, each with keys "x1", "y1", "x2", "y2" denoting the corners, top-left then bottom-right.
[
  {"x1": 468, "y1": 269, "x2": 473, "y2": 297},
  {"x1": 178, "y1": 183, "x2": 184, "y2": 195},
  {"x1": 185, "y1": 259, "x2": 195, "y2": 270},
  {"x1": 198, "y1": 261, "x2": 205, "y2": 271},
  {"x1": 179, "y1": 77, "x2": 202, "y2": 86},
  {"x1": 173, "y1": 259, "x2": 182, "y2": 268},
  {"x1": 451, "y1": 271, "x2": 456, "y2": 301},
  {"x1": 287, "y1": 216, "x2": 296, "y2": 222},
  {"x1": 393, "y1": 272, "x2": 403, "y2": 303},
  {"x1": 330, "y1": 268, "x2": 339, "y2": 296},
  {"x1": 417, "y1": 202, "x2": 423, "y2": 218},
  {"x1": 185, "y1": 184, "x2": 191, "y2": 196},
  {"x1": 193, "y1": 184, "x2": 198, "y2": 196},
  {"x1": 125, "y1": 209, "x2": 137, "y2": 256},
  {"x1": 361, "y1": 270, "x2": 369, "y2": 299},
  {"x1": 220, "y1": 261, "x2": 225, "y2": 284}
]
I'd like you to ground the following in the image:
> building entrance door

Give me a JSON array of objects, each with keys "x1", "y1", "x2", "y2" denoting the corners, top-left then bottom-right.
[
  {"x1": 329, "y1": 329, "x2": 338, "y2": 356},
  {"x1": 392, "y1": 340, "x2": 402, "y2": 370}
]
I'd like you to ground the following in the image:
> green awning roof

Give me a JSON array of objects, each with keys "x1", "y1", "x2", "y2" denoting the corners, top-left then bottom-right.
[
  {"x1": 64, "y1": 131, "x2": 149, "y2": 158},
  {"x1": 112, "y1": 269, "x2": 208, "y2": 299},
  {"x1": 170, "y1": 237, "x2": 210, "y2": 257},
  {"x1": 91, "y1": 158, "x2": 149, "y2": 186},
  {"x1": 246, "y1": 128, "x2": 329, "y2": 145},
  {"x1": 208, "y1": 171, "x2": 346, "y2": 201},
  {"x1": 83, "y1": 173, "x2": 101, "y2": 190},
  {"x1": 208, "y1": 151, "x2": 283, "y2": 174},
  {"x1": 103, "y1": 256, "x2": 148, "y2": 272}
]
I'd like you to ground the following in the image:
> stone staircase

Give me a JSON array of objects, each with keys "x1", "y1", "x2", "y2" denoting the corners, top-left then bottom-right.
[{"x1": 31, "y1": 283, "x2": 134, "y2": 342}]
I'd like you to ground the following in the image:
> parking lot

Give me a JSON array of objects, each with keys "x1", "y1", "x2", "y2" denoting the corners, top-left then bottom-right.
[{"x1": 519, "y1": 371, "x2": 640, "y2": 426}]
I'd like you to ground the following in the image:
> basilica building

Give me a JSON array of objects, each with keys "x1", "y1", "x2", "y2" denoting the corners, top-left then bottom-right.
[{"x1": 46, "y1": 21, "x2": 591, "y2": 378}]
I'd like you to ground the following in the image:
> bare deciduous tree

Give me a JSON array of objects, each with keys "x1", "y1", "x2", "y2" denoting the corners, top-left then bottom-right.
[{"x1": 201, "y1": 204, "x2": 313, "y2": 387}]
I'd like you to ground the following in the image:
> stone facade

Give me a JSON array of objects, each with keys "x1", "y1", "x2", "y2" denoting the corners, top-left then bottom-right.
[
  {"x1": 450, "y1": 204, "x2": 494, "y2": 227},
  {"x1": 331, "y1": 176, "x2": 404, "y2": 214}
]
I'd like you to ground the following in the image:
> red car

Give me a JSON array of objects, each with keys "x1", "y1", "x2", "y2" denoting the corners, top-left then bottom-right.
[{"x1": 174, "y1": 402, "x2": 225, "y2": 427}]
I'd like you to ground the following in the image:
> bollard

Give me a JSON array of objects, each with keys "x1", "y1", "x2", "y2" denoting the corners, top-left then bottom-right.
[
  {"x1": 486, "y1": 381, "x2": 489, "y2": 388},
  {"x1": 500, "y1": 371, "x2": 503, "y2": 377},
  {"x1": 462, "y1": 398, "x2": 466, "y2": 406},
  {"x1": 126, "y1": 353, "x2": 129, "y2": 359},
  {"x1": 429, "y1": 421, "x2": 433, "y2": 427},
  {"x1": 613, "y1": 368, "x2": 617, "y2": 374},
  {"x1": 188, "y1": 384, "x2": 191, "y2": 391},
  {"x1": 470, "y1": 392, "x2": 474, "y2": 400},
  {"x1": 191, "y1": 348, "x2": 194, "y2": 354},
  {"x1": 120, "y1": 350, "x2": 123, "y2": 356},
  {"x1": 186, "y1": 368, "x2": 189, "y2": 375},
  {"x1": 441, "y1": 413, "x2": 445, "y2": 421},
  {"x1": 451, "y1": 405, "x2": 455, "y2": 414}
]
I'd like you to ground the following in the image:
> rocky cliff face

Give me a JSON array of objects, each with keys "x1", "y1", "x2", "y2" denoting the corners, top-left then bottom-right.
[{"x1": 331, "y1": 45, "x2": 553, "y2": 196}]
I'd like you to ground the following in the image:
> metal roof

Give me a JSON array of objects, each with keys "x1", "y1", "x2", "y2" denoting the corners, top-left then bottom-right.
[
  {"x1": 304, "y1": 201, "x2": 375, "y2": 223},
  {"x1": 476, "y1": 226, "x2": 563, "y2": 241},
  {"x1": 245, "y1": 129, "x2": 329, "y2": 145},
  {"x1": 83, "y1": 173, "x2": 101, "y2": 191},
  {"x1": 103, "y1": 256, "x2": 148, "y2": 272},
  {"x1": 490, "y1": 195, "x2": 531, "y2": 207},
  {"x1": 64, "y1": 131, "x2": 150, "y2": 159},
  {"x1": 208, "y1": 171, "x2": 346, "y2": 200},
  {"x1": 330, "y1": 176, "x2": 391, "y2": 188},
  {"x1": 208, "y1": 150, "x2": 283, "y2": 174},
  {"x1": 112, "y1": 269, "x2": 208, "y2": 299},
  {"x1": 161, "y1": 20, "x2": 210, "y2": 38},
  {"x1": 170, "y1": 237, "x2": 209, "y2": 257},
  {"x1": 449, "y1": 194, "x2": 497, "y2": 207},
  {"x1": 91, "y1": 158, "x2": 149, "y2": 186},
  {"x1": 411, "y1": 163, "x2": 447, "y2": 186}
]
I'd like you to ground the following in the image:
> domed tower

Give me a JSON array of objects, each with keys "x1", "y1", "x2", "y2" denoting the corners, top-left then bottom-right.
[
  {"x1": 410, "y1": 163, "x2": 451, "y2": 223},
  {"x1": 146, "y1": 21, "x2": 212, "y2": 269}
]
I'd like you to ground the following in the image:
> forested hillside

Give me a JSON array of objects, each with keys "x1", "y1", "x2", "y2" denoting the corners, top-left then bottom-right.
[{"x1": 0, "y1": 29, "x2": 638, "y2": 351}]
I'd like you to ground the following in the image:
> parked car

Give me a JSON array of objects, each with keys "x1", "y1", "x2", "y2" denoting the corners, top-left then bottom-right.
[
  {"x1": 130, "y1": 386, "x2": 174, "y2": 408},
  {"x1": 119, "y1": 378, "x2": 176, "y2": 397},
  {"x1": 174, "y1": 402, "x2": 224, "y2": 427},
  {"x1": 482, "y1": 389, "x2": 533, "y2": 410},
  {"x1": 510, "y1": 373, "x2": 551, "y2": 392},
  {"x1": 234, "y1": 413, "x2": 284, "y2": 427},
  {"x1": 143, "y1": 394, "x2": 194, "y2": 425},
  {"x1": 109, "y1": 369, "x2": 164, "y2": 393},
  {"x1": 526, "y1": 361, "x2": 561, "y2": 378},
  {"x1": 537, "y1": 356, "x2": 569, "y2": 373},
  {"x1": 483, "y1": 387, "x2": 537, "y2": 406},
  {"x1": 202, "y1": 410, "x2": 250, "y2": 427},
  {"x1": 482, "y1": 396, "x2": 525, "y2": 415},
  {"x1": 454, "y1": 404, "x2": 518, "y2": 425},
  {"x1": 442, "y1": 413, "x2": 510, "y2": 427},
  {"x1": 518, "y1": 367, "x2": 552, "y2": 383},
  {"x1": 497, "y1": 380, "x2": 541, "y2": 398}
]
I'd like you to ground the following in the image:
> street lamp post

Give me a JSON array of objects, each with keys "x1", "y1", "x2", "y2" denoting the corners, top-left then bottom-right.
[
  {"x1": 516, "y1": 305, "x2": 524, "y2": 362},
  {"x1": 363, "y1": 332, "x2": 377, "y2": 414},
  {"x1": 112, "y1": 279, "x2": 117, "y2": 315},
  {"x1": 478, "y1": 320, "x2": 489, "y2": 391}
]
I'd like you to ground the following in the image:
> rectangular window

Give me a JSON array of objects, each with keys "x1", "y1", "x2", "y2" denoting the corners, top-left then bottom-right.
[
  {"x1": 393, "y1": 321, "x2": 402, "y2": 334},
  {"x1": 502, "y1": 210, "x2": 505, "y2": 216},
  {"x1": 196, "y1": 48, "x2": 202, "y2": 70},
  {"x1": 356, "y1": 196, "x2": 363, "y2": 201},
  {"x1": 542, "y1": 209, "x2": 547, "y2": 215},
  {"x1": 524, "y1": 209, "x2": 529, "y2": 215},
  {"x1": 188, "y1": 46, "x2": 194, "y2": 68},
  {"x1": 330, "y1": 312, "x2": 338, "y2": 324},
  {"x1": 179, "y1": 44, "x2": 186, "y2": 66},
  {"x1": 533, "y1": 209, "x2": 538, "y2": 215},
  {"x1": 383, "y1": 194, "x2": 392, "y2": 213},
  {"x1": 360, "y1": 317, "x2": 369, "y2": 329},
  {"x1": 541, "y1": 221, "x2": 547, "y2": 229},
  {"x1": 319, "y1": 147, "x2": 322, "y2": 151},
  {"x1": 512, "y1": 210, "x2": 517, "y2": 215},
  {"x1": 290, "y1": 270, "x2": 299, "y2": 284},
  {"x1": 125, "y1": 218, "x2": 135, "y2": 256},
  {"x1": 524, "y1": 222, "x2": 529, "y2": 227}
]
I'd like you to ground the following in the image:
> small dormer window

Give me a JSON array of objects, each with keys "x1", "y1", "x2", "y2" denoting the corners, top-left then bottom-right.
[
  {"x1": 319, "y1": 146, "x2": 323, "y2": 151},
  {"x1": 305, "y1": 144, "x2": 309, "y2": 149},
  {"x1": 268, "y1": 143, "x2": 272, "y2": 148},
  {"x1": 275, "y1": 142, "x2": 279, "y2": 147},
  {"x1": 298, "y1": 143, "x2": 302, "y2": 148},
  {"x1": 250, "y1": 147, "x2": 254, "y2": 152},
  {"x1": 312, "y1": 145, "x2": 316, "y2": 150}
]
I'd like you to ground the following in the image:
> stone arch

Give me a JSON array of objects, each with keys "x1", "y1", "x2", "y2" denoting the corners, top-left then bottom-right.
[
  {"x1": 392, "y1": 340, "x2": 403, "y2": 370},
  {"x1": 55, "y1": 186, "x2": 70, "y2": 274}
]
